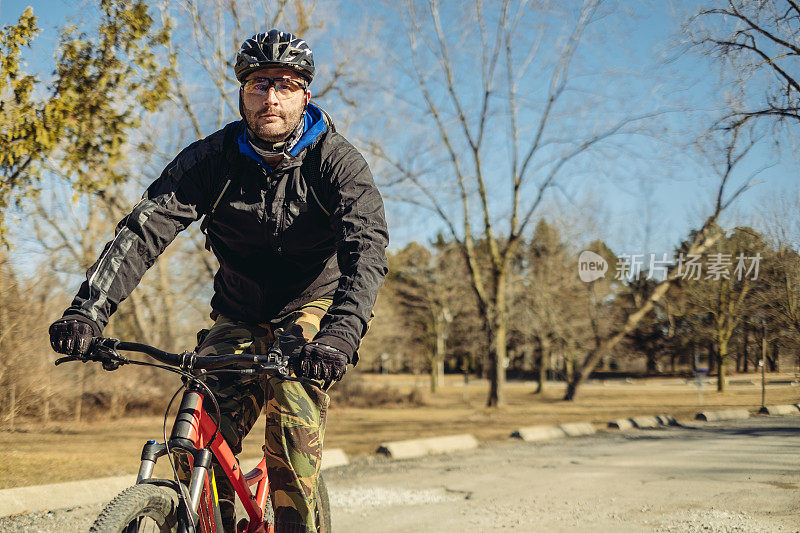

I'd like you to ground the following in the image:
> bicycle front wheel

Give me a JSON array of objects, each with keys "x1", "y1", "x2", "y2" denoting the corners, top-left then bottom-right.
[{"x1": 90, "y1": 484, "x2": 178, "y2": 533}]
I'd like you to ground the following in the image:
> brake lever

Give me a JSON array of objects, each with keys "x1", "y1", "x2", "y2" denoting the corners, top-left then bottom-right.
[
  {"x1": 264, "y1": 349, "x2": 319, "y2": 385},
  {"x1": 53, "y1": 338, "x2": 129, "y2": 371},
  {"x1": 94, "y1": 340, "x2": 129, "y2": 371},
  {"x1": 54, "y1": 355, "x2": 85, "y2": 366},
  {"x1": 260, "y1": 348, "x2": 291, "y2": 376}
]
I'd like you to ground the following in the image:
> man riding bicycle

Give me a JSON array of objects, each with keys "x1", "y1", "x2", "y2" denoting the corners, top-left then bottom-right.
[{"x1": 49, "y1": 29, "x2": 389, "y2": 533}]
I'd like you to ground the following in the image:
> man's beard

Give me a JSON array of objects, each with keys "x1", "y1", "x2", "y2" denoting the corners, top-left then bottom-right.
[{"x1": 245, "y1": 106, "x2": 304, "y2": 143}]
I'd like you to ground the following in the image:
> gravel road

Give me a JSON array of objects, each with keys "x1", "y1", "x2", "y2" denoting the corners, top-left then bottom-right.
[{"x1": 2, "y1": 416, "x2": 798, "y2": 532}]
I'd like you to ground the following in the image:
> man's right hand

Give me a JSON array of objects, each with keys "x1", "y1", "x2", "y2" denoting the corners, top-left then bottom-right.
[{"x1": 48, "y1": 316, "x2": 99, "y2": 356}]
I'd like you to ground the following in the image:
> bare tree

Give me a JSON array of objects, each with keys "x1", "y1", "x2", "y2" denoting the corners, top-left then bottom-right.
[
  {"x1": 564, "y1": 126, "x2": 757, "y2": 400},
  {"x1": 388, "y1": 242, "x2": 459, "y2": 392},
  {"x1": 757, "y1": 188, "x2": 800, "y2": 347},
  {"x1": 513, "y1": 219, "x2": 600, "y2": 393},
  {"x1": 684, "y1": 227, "x2": 766, "y2": 391},
  {"x1": 689, "y1": 0, "x2": 800, "y2": 129},
  {"x1": 375, "y1": 0, "x2": 659, "y2": 406}
]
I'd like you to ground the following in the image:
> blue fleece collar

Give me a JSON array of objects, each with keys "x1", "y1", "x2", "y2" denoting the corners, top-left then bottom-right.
[{"x1": 237, "y1": 102, "x2": 327, "y2": 167}]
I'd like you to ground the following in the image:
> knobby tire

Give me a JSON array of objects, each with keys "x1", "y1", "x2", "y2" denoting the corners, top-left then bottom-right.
[{"x1": 90, "y1": 484, "x2": 178, "y2": 533}]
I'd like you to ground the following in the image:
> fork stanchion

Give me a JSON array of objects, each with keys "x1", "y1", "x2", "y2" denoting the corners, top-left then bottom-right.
[{"x1": 187, "y1": 448, "x2": 213, "y2": 512}]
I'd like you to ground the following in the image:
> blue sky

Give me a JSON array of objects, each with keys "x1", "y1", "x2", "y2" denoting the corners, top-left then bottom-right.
[{"x1": 3, "y1": 0, "x2": 797, "y2": 267}]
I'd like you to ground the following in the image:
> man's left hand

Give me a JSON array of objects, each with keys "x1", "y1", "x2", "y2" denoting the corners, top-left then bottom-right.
[{"x1": 297, "y1": 342, "x2": 348, "y2": 382}]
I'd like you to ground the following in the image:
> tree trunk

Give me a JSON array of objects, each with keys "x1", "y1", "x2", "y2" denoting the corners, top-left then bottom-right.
[
  {"x1": 430, "y1": 309, "x2": 448, "y2": 393},
  {"x1": 742, "y1": 327, "x2": 750, "y2": 372},
  {"x1": 717, "y1": 339, "x2": 728, "y2": 392},
  {"x1": 708, "y1": 342, "x2": 716, "y2": 374},
  {"x1": 486, "y1": 270, "x2": 508, "y2": 407},
  {"x1": 486, "y1": 320, "x2": 507, "y2": 407},
  {"x1": 429, "y1": 353, "x2": 440, "y2": 393},
  {"x1": 564, "y1": 353, "x2": 574, "y2": 383},
  {"x1": 646, "y1": 352, "x2": 658, "y2": 374},
  {"x1": 535, "y1": 338, "x2": 550, "y2": 394}
]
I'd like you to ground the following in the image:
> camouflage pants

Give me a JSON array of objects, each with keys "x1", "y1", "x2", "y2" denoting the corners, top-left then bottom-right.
[{"x1": 195, "y1": 299, "x2": 332, "y2": 533}]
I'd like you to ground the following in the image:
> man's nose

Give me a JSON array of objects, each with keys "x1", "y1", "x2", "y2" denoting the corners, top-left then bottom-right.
[{"x1": 265, "y1": 86, "x2": 280, "y2": 105}]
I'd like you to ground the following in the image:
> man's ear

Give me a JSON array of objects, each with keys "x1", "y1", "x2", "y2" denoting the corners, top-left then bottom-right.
[{"x1": 305, "y1": 91, "x2": 311, "y2": 105}]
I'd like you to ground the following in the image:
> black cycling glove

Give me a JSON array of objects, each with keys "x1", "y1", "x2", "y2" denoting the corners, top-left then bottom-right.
[
  {"x1": 49, "y1": 315, "x2": 100, "y2": 356},
  {"x1": 297, "y1": 342, "x2": 349, "y2": 382}
]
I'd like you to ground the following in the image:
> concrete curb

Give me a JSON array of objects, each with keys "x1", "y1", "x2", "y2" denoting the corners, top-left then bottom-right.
[
  {"x1": 0, "y1": 475, "x2": 134, "y2": 517},
  {"x1": 758, "y1": 404, "x2": 800, "y2": 416},
  {"x1": 607, "y1": 418, "x2": 634, "y2": 430},
  {"x1": 321, "y1": 447, "x2": 350, "y2": 468},
  {"x1": 511, "y1": 422, "x2": 596, "y2": 442},
  {"x1": 0, "y1": 447, "x2": 349, "y2": 518},
  {"x1": 608, "y1": 414, "x2": 677, "y2": 430},
  {"x1": 558, "y1": 422, "x2": 596, "y2": 437},
  {"x1": 376, "y1": 434, "x2": 479, "y2": 459},
  {"x1": 695, "y1": 409, "x2": 751, "y2": 422},
  {"x1": 630, "y1": 416, "x2": 660, "y2": 428},
  {"x1": 510, "y1": 425, "x2": 566, "y2": 441},
  {"x1": 656, "y1": 414, "x2": 678, "y2": 426}
]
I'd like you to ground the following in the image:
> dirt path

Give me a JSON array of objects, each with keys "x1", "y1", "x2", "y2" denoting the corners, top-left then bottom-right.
[
  {"x1": 3, "y1": 416, "x2": 798, "y2": 532},
  {"x1": 326, "y1": 416, "x2": 800, "y2": 532}
]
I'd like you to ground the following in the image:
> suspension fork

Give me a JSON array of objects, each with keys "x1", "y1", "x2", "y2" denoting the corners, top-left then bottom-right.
[
  {"x1": 137, "y1": 439, "x2": 216, "y2": 526},
  {"x1": 136, "y1": 387, "x2": 222, "y2": 528},
  {"x1": 169, "y1": 387, "x2": 217, "y2": 516}
]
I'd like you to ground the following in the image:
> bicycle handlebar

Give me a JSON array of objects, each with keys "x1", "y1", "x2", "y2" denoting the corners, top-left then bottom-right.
[{"x1": 55, "y1": 337, "x2": 293, "y2": 377}]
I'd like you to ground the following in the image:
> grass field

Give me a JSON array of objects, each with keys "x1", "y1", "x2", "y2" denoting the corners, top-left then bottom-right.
[{"x1": 1, "y1": 373, "x2": 798, "y2": 489}]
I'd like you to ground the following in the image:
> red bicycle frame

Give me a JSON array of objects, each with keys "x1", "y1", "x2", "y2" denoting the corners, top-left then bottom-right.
[
  {"x1": 56, "y1": 338, "x2": 309, "y2": 533},
  {"x1": 143, "y1": 387, "x2": 273, "y2": 533}
]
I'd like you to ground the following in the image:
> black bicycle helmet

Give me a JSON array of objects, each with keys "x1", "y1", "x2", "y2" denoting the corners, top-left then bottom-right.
[{"x1": 234, "y1": 30, "x2": 315, "y2": 83}]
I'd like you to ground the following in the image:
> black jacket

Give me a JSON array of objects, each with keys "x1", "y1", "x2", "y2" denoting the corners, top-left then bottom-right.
[{"x1": 66, "y1": 106, "x2": 388, "y2": 361}]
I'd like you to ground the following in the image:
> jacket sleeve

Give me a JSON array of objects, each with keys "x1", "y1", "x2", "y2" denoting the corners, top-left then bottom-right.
[
  {"x1": 64, "y1": 146, "x2": 214, "y2": 330},
  {"x1": 312, "y1": 139, "x2": 389, "y2": 362}
]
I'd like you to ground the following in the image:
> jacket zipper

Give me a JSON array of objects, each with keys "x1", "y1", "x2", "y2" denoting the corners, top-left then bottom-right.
[
  {"x1": 276, "y1": 207, "x2": 284, "y2": 255},
  {"x1": 276, "y1": 194, "x2": 285, "y2": 256}
]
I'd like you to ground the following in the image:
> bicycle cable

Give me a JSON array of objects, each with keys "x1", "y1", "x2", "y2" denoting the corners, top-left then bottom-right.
[
  {"x1": 121, "y1": 359, "x2": 227, "y2": 533},
  {"x1": 162, "y1": 384, "x2": 196, "y2": 533}
]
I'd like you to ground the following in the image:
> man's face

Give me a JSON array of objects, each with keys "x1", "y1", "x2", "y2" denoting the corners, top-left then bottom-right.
[{"x1": 241, "y1": 67, "x2": 310, "y2": 142}]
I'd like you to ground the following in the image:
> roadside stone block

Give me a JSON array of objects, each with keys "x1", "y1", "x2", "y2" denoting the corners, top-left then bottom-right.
[
  {"x1": 376, "y1": 434, "x2": 479, "y2": 459},
  {"x1": 630, "y1": 416, "x2": 660, "y2": 428},
  {"x1": 322, "y1": 448, "x2": 349, "y2": 469},
  {"x1": 695, "y1": 409, "x2": 751, "y2": 421},
  {"x1": 0, "y1": 475, "x2": 134, "y2": 517},
  {"x1": 759, "y1": 404, "x2": 800, "y2": 416},
  {"x1": 558, "y1": 422, "x2": 596, "y2": 437},
  {"x1": 607, "y1": 419, "x2": 634, "y2": 430},
  {"x1": 510, "y1": 425, "x2": 566, "y2": 441},
  {"x1": 656, "y1": 414, "x2": 677, "y2": 426}
]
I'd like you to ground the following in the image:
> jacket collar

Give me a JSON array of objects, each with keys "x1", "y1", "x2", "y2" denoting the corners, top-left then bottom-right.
[{"x1": 236, "y1": 102, "x2": 328, "y2": 169}]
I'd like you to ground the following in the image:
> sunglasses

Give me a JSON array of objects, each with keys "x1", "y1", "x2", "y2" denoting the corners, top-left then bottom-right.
[{"x1": 242, "y1": 77, "x2": 307, "y2": 98}]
